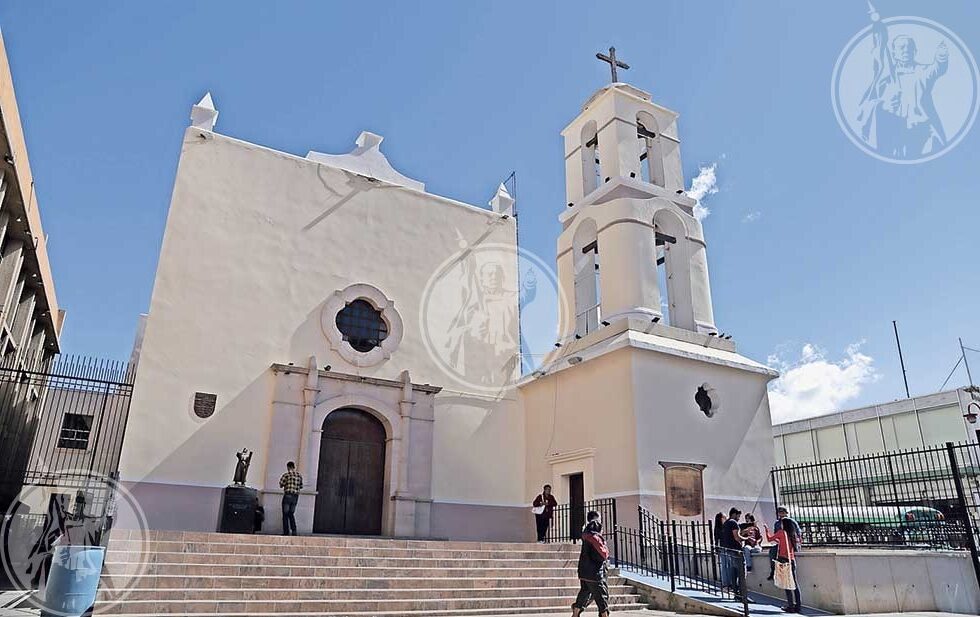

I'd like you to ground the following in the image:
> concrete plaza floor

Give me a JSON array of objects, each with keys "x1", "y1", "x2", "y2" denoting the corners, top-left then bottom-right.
[{"x1": 0, "y1": 592, "x2": 974, "y2": 617}]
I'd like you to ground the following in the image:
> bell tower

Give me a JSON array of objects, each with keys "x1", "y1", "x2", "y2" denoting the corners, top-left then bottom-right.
[
  {"x1": 523, "y1": 51, "x2": 777, "y2": 533},
  {"x1": 556, "y1": 68, "x2": 717, "y2": 340}
]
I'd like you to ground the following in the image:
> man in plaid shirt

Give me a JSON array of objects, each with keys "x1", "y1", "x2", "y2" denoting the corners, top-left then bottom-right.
[{"x1": 279, "y1": 461, "x2": 303, "y2": 536}]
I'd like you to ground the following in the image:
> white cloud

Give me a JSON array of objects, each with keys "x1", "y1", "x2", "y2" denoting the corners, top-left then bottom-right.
[
  {"x1": 767, "y1": 342, "x2": 879, "y2": 424},
  {"x1": 687, "y1": 163, "x2": 718, "y2": 221},
  {"x1": 742, "y1": 210, "x2": 761, "y2": 223}
]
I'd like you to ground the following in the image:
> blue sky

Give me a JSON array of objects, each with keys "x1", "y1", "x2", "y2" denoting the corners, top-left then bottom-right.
[{"x1": 1, "y1": 1, "x2": 977, "y2": 421}]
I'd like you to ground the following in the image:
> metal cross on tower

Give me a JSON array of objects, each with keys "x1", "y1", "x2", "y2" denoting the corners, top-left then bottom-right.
[{"x1": 596, "y1": 47, "x2": 630, "y2": 83}]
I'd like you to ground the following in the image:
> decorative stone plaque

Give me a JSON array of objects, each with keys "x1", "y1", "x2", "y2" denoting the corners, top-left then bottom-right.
[
  {"x1": 193, "y1": 392, "x2": 217, "y2": 419},
  {"x1": 659, "y1": 461, "x2": 707, "y2": 519}
]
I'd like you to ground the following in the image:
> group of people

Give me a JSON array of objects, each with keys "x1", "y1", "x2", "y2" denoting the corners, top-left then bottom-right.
[
  {"x1": 278, "y1": 475, "x2": 804, "y2": 615},
  {"x1": 535, "y1": 484, "x2": 808, "y2": 615},
  {"x1": 714, "y1": 505, "x2": 803, "y2": 613}
]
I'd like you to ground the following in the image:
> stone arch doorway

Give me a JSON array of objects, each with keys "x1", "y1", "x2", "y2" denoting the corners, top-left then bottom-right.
[{"x1": 313, "y1": 407, "x2": 386, "y2": 535}]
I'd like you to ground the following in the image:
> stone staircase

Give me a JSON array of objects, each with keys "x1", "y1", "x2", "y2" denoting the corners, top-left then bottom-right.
[{"x1": 95, "y1": 529, "x2": 648, "y2": 616}]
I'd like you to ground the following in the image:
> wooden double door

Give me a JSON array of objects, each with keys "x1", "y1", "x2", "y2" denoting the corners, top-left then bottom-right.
[{"x1": 313, "y1": 408, "x2": 386, "y2": 535}]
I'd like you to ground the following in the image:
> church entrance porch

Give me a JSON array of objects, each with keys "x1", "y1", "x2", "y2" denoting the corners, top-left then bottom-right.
[
  {"x1": 314, "y1": 408, "x2": 386, "y2": 535},
  {"x1": 263, "y1": 360, "x2": 439, "y2": 538}
]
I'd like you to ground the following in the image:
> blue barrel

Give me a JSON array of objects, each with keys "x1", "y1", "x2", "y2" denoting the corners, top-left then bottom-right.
[{"x1": 41, "y1": 545, "x2": 105, "y2": 617}]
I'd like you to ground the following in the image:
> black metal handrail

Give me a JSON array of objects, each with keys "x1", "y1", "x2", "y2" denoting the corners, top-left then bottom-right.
[
  {"x1": 613, "y1": 506, "x2": 749, "y2": 617},
  {"x1": 542, "y1": 497, "x2": 617, "y2": 544}
]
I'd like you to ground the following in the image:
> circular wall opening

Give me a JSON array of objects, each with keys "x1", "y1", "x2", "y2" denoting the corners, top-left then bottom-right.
[{"x1": 695, "y1": 384, "x2": 720, "y2": 418}]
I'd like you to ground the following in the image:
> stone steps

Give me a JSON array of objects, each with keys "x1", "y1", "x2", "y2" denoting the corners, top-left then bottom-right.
[
  {"x1": 108, "y1": 530, "x2": 567, "y2": 551},
  {"x1": 106, "y1": 551, "x2": 577, "y2": 568},
  {"x1": 98, "y1": 584, "x2": 637, "y2": 602},
  {"x1": 108, "y1": 541, "x2": 578, "y2": 559},
  {"x1": 111, "y1": 564, "x2": 589, "y2": 577},
  {"x1": 97, "y1": 608, "x2": 648, "y2": 617},
  {"x1": 99, "y1": 575, "x2": 607, "y2": 590},
  {"x1": 95, "y1": 530, "x2": 647, "y2": 615},
  {"x1": 94, "y1": 594, "x2": 644, "y2": 614}
]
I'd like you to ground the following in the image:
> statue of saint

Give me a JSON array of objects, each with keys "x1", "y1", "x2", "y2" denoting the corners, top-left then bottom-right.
[{"x1": 233, "y1": 448, "x2": 252, "y2": 486}]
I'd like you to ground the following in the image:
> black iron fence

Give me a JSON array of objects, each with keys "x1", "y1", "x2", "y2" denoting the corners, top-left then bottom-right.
[
  {"x1": 771, "y1": 441, "x2": 980, "y2": 589},
  {"x1": 542, "y1": 497, "x2": 617, "y2": 544},
  {"x1": 614, "y1": 506, "x2": 749, "y2": 616},
  {"x1": 0, "y1": 355, "x2": 136, "y2": 512},
  {"x1": 0, "y1": 355, "x2": 135, "y2": 590}
]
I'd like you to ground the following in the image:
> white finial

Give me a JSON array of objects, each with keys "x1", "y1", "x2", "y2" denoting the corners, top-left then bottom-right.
[
  {"x1": 190, "y1": 92, "x2": 218, "y2": 131},
  {"x1": 306, "y1": 130, "x2": 425, "y2": 191},
  {"x1": 355, "y1": 131, "x2": 384, "y2": 151},
  {"x1": 489, "y1": 183, "x2": 515, "y2": 217}
]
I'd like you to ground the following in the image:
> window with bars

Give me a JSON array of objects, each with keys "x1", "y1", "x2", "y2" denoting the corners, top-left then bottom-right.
[
  {"x1": 58, "y1": 413, "x2": 93, "y2": 450},
  {"x1": 335, "y1": 299, "x2": 389, "y2": 353}
]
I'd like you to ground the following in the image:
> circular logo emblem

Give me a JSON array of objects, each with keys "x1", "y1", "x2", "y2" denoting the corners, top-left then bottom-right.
[
  {"x1": 419, "y1": 241, "x2": 563, "y2": 395},
  {"x1": 831, "y1": 10, "x2": 979, "y2": 164},
  {"x1": 1, "y1": 470, "x2": 149, "y2": 616}
]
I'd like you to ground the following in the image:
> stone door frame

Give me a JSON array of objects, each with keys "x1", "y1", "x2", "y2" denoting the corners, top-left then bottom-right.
[{"x1": 266, "y1": 360, "x2": 439, "y2": 537}]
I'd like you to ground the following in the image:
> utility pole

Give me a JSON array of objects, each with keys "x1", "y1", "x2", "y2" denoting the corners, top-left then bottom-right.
[{"x1": 893, "y1": 320, "x2": 911, "y2": 398}]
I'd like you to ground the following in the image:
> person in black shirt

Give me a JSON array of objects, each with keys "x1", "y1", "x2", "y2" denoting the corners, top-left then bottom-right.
[
  {"x1": 719, "y1": 507, "x2": 746, "y2": 600},
  {"x1": 571, "y1": 510, "x2": 610, "y2": 617}
]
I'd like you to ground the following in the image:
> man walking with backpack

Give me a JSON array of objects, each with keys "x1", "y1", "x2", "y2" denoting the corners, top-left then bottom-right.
[{"x1": 571, "y1": 510, "x2": 610, "y2": 617}]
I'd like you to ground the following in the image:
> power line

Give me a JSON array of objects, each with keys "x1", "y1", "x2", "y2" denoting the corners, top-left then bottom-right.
[
  {"x1": 939, "y1": 356, "x2": 963, "y2": 391},
  {"x1": 938, "y1": 339, "x2": 978, "y2": 391},
  {"x1": 960, "y1": 338, "x2": 975, "y2": 388}
]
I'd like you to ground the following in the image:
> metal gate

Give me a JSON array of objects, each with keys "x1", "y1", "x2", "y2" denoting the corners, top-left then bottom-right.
[{"x1": 0, "y1": 355, "x2": 136, "y2": 515}]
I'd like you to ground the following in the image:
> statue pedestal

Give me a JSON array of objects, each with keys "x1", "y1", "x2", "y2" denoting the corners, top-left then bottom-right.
[{"x1": 217, "y1": 485, "x2": 258, "y2": 534}]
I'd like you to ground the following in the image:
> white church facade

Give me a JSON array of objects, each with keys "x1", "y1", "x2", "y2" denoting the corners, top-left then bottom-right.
[{"x1": 118, "y1": 77, "x2": 778, "y2": 541}]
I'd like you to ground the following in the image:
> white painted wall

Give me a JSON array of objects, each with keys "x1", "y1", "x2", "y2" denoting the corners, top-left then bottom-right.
[
  {"x1": 120, "y1": 127, "x2": 524, "y2": 514},
  {"x1": 522, "y1": 319, "x2": 778, "y2": 524},
  {"x1": 629, "y1": 342, "x2": 776, "y2": 516},
  {"x1": 746, "y1": 548, "x2": 980, "y2": 615}
]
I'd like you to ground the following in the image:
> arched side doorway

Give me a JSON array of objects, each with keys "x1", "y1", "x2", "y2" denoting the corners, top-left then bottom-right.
[{"x1": 313, "y1": 408, "x2": 386, "y2": 535}]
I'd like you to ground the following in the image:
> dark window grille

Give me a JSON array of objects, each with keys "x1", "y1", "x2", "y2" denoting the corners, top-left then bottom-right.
[
  {"x1": 58, "y1": 413, "x2": 94, "y2": 450},
  {"x1": 336, "y1": 299, "x2": 388, "y2": 353}
]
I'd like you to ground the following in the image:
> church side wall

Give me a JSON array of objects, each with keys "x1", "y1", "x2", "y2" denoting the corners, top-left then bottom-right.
[
  {"x1": 521, "y1": 349, "x2": 640, "y2": 509},
  {"x1": 429, "y1": 395, "x2": 529, "y2": 540},
  {"x1": 119, "y1": 128, "x2": 525, "y2": 535},
  {"x1": 519, "y1": 341, "x2": 776, "y2": 532},
  {"x1": 629, "y1": 347, "x2": 776, "y2": 522}
]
